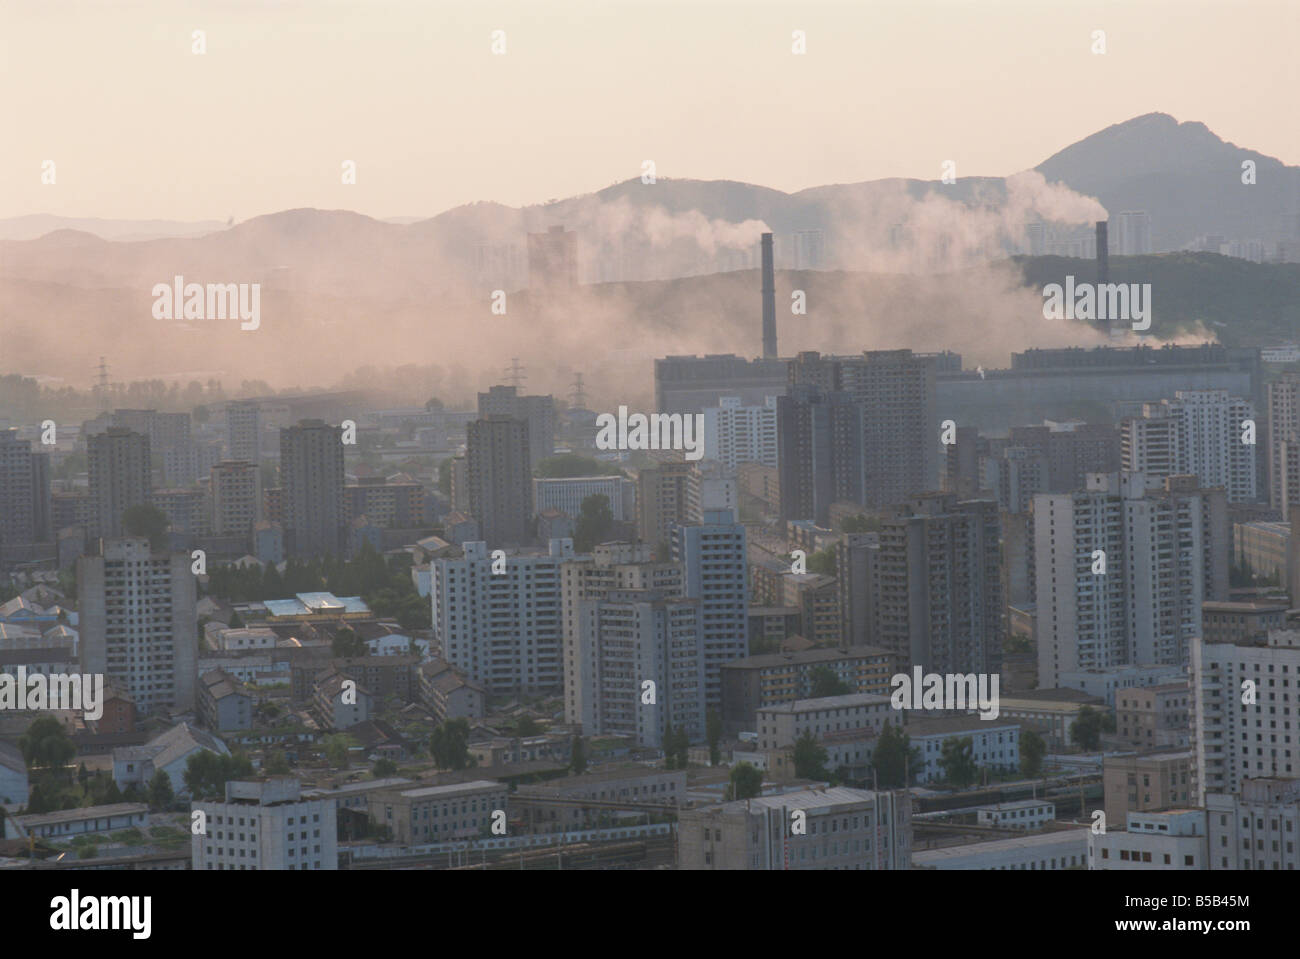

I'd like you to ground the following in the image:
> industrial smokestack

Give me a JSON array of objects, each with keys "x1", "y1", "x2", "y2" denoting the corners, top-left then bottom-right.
[
  {"x1": 1096, "y1": 220, "x2": 1109, "y2": 286},
  {"x1": 761, "y1": 232, "x2": 777, "y2": 360}
]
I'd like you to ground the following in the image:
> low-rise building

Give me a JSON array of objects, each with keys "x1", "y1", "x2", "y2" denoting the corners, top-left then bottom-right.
[
  {"x1": 514, "y1": 767, "x2": 686, "y2": 832},
  {"x1": 913, "y1": 828, "x2": 1089, "y2": 870},
  {"x1": 4, "y1": 803, "x2": 148, "y2": 841},
  {"x1": 903, "y1": 716, "x2": 1021, "y2": 784},
  {"x1": 976, "y1": 799, "x2": 1055, "y2": 830},
  {"x1": 721, "y1": 646, "x2": 897, "y2": 736},
  {"x1": 680, "y1": 786, "x2": 911, "y2": 870},
  {"x1": 1115, "y1": 683, "x2": 1191, "y2": 750},
  {"x1": 1089, "y1": 809, "x2": 1208, "y2": 870},
  {"x1": 1102, "y1": 750, "x2": 1195, "y2": 824},
  {"x1": 192, "y1": 778, "x2": 337, "y2": 871},
  {"x1": 368, "y1": 780, "x2": 508, "y2": 845},
  {"x1": 197, "y1": 668, "x2": 253, "y2": 733}
]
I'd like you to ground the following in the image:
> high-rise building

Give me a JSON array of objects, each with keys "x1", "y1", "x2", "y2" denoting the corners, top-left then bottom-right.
[
  {"x1": 430, "y1": 540, "x2": 570, "y2": 694},
  {"x1": 1006, "y1": 421, "x2": 1120, "y2": 492},
  {"x1": 111, "y1": 409, "x2": 195, "y2": 487},
  {"x1": 79, "y1": 537, "x2": 197, "y2": 714},
  {"x1": 1120, "y1": 390, "x2": 1257, "y2": 503},
  {"x1": 702, "y1": 395, "x2": 779, "y2": 471},
  {"x1": 673, "y1": 508, "x2": 748, "y2": 710},
  {"x1": 191, "y1": 778, "x2": 337, "y2": 871},
  {"x1": 636, "y1": 461, "x2": 698, "y2": 546},
  {"x1": 466, "y1": 415, "x2": 533, "y2": 548},
  {"x1": 875, "y1": 493, "x2": 1003, "y2": 675},
  {"x1": 210, "y1": 461, "x2": 260, "y2": 535},
  {"x1": 527, "y1": 225, "x2": 578, "y2": 290},
  {"x1": 279, "y1": 420, "x2": 346, "y2": 558},
  {"x1": 87, "y1": 427, "x2": 152, "y2": 538},
  {"x1": 226, "y1": 401, "x2": 262, "y2": 464},
  {"x1": 1115, "y1": 211, "x2": 1153, "y2": 255},
  {"x1": 1036, "y1": 472, "x2": 1229, "y2": 689},
  {"x1": 560, "y1": 542, "x2": 682, "y2": 727},
  {"x1": 776, "y1": 384, "x2": 865, "y2": 526},
  {"x1": 787, "y1": 350, "x2": 938, "y2": 508},
  {"x1": 1267, "y1": 372, "x2": 1300, "y2": 514},
  {"x1": 477, "y1": 385, "x2": 556, "y2": 469},
  {"x1": 1191, "y1": 630, "x2": 1300, "y2": 805},
  {"x1": 576, "y1": 588, "x2": 704, "y2": 746},
  {"x1": 0, "y1": 429, "x2": 51, "y2": 547}
]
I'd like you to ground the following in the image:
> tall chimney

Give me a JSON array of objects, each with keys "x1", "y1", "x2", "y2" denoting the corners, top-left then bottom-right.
[
  {"x1": 1096, "y1": 220, "x2": 1109, "y2": 286},
  {"x1": 761, "y1": 232, "x2": 777, "y2": 360}
]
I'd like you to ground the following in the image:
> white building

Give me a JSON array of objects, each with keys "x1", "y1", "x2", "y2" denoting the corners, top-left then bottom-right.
[
  {"x1": 1115, "y1": 211, "x2": 1152, "y2": 255},
  {"x1": 560, "y1": 542, "x2": 683, "y2": 728},
  {"x1": 1035, "y1": 472, "x2": 1228, "y2": 689},
  {"x1": 1121, "y1": 391, "x2": 1257, "y2": 503},
  {"x1": 673, "y1": 509, "x2": 748, "y2": 711},
  {"x1": 1206, "y1": 777, "x2": 1300, "y2": 871},
  {"x1": 192, "y1": 778, "x2": 337, "y2": 871},
  {"x1": 533, "y1": 475, "x2": 636, "y2": 522},
  {"x1": 1191, "y1": 629, "x2": 1300, "y2": 804},
  {"x1": 904, "y1": 716, "x2": 1021, "y2": 784},
  {"x1": 1089, "y1": 809, "x2": 1207, "y2": 869},
  {"x1": 702, "y1": 396, "x2": 779, "y2": 471},
  {"x1": 914, "y1": 828, "x2": 1088, "y2": 870},
  {"x1": 577, "y1": 588, "x2": 704, "y2": 747},
  {"x1": 1058, "y1": 664, "x2": 1188, "y2": 707},
  {"x1": 756, "y1": 693, "x2": 897, "y2": 751},
  {"x1": 4, "y1": 803, "x2": 148, "y2": 841},
  {"x1": 431, "y1": 540, "x2": 571, "y2": 694},
  {"x1": 976, "y1": 799, "x2": 1055, "y2": 830}
]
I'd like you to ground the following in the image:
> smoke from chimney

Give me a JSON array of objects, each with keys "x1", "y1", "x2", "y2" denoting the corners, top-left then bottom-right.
[{"x1": 761, "y1": 232, "x2": 776, "y2": 359}]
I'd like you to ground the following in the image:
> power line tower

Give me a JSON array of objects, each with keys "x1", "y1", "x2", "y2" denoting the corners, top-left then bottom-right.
[
  {"x1": 505, "y1": 357, "x2": 526, "y2": 390},
  {"x1": 569, "y1": 372, "x2": 587, "y2": 410}
]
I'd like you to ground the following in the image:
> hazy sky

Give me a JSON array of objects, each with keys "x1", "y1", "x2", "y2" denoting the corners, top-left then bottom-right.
[{"x1": 3, "y1": 0, "x2": 1296, "y2": 222}]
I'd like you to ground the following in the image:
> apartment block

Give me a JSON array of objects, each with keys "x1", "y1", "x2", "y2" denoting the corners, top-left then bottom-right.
[
  {"x1": 1116, "y1": 682, "x2": 1191, "y2": 750},
  {"x1": 78, "y1": 537, "x2": 197, "y2": 714},
  {"x1": 1089, "y1": 809, "x2": 1207, "y2": 870}
]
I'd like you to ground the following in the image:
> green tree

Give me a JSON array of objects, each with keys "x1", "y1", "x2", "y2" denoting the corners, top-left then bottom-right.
[
  {"x1": 662, "y1": 722, "x2": 677, "y2": 770},
  {"x1": 19, "y1": 716, "x2": 76, "y2": 775},
  {"x1": 324, "y1": 734, "x2": 354, "y2": 769},
  {"x1": 264, "y1": 752, "x2": 291, "y2": 775},
  {"x1": 808, "y1": 548, "x2": 836, "y2": 577},
  {"x1": 809, "y1": 667, "x2": 852, "y2": 698},
  {"x1": 570, "y1": 735, "x2": 588, "y2": 774},
  {"x1": 430, "y1": 718, "x2": 471, "y2": 770},
  {"x1": 792, "y1": 731, "x2": 831, "y2": 781},
  {"x1": 706, "y1": 710, "x2": 723, "y2": 767},
  {"x1": 122, "y1": 503, "x2": 170, "y2": 550},
  {"x1": 574, "y1": 494, "x2": 614, "y2": 552},
  {"x1": 182, "y1": 751, "x2": 254, "y2": 800},
  {"x1": 332, "y1": 626, "x2": 367, "y2": 658},
  {"x1": 227, "y1": 610, "x2": 244, "y2": 629},
  {"x1": 871, "y1": 723, "x2": 922, "y2": 789},
  {"x1": 372, "y1": 757, "x2": 398, "y2": 778},
  {"x1": 1070, "y1": 706, "x2": 1104, "y2": 752},
  {"x1": 727, "y1": 762, "x2": 763, "y2": 800},
  {"x1": 1020, "y1": 729, "x2": 1047, "y2": 778},
  {"x1": 938, "y1": 736, "x2": 978, "y2": 788},
  {"x1": 672, "y1": 726, "x2": 690, "y2": 769},
  {"x1": 147, "y1": 770, "x2": 175, "y2": 811},
  {"x1": 515, "y1": 716, "x2": 541, "y2": 737}
]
